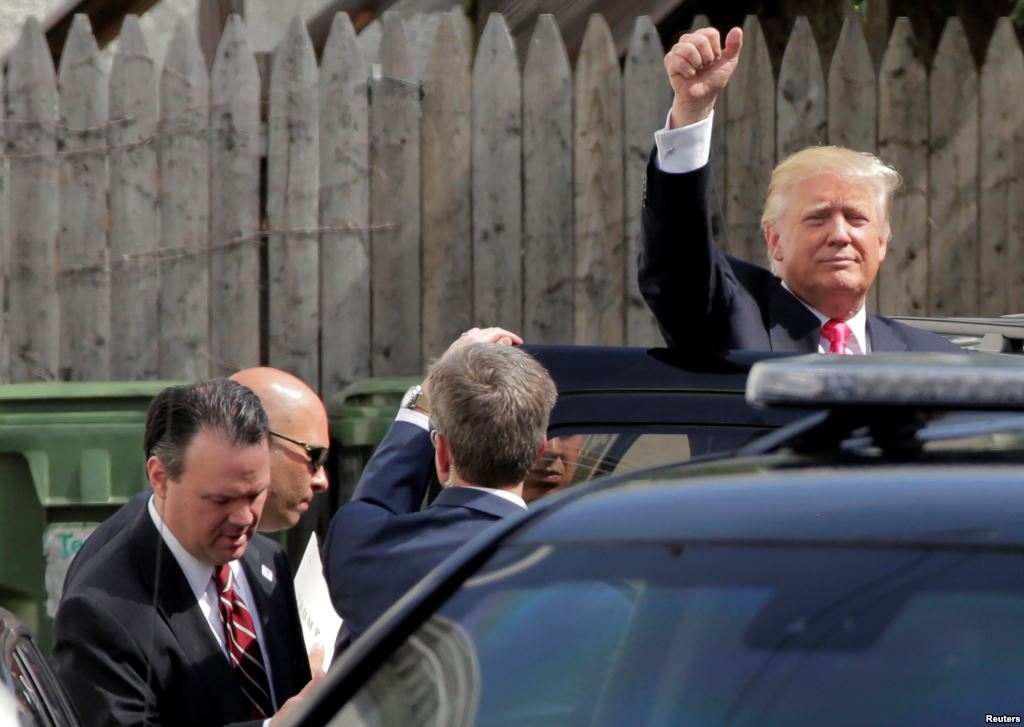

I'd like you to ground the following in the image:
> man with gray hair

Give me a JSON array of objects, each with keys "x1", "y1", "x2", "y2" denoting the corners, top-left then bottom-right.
[
  {"x1": 639, "y1": 25, "x2": 957, "y2": 354},
  {"x1": 322, "y1": 327, "x2": 557, "y2": 644}
]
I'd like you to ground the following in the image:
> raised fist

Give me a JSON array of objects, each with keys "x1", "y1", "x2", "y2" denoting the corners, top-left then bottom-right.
[{"x1": 665, "y1": 26, "x2": 743, "y2": 128}]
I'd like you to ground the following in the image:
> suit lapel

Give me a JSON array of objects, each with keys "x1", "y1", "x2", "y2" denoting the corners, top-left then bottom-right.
[
  {"x1": 866, "y1": 315, "x2": 908, "y2": 352},
  {"x1": 240, "y1": 538, "x2": 295, "y2": 706},
  {"x1": 767, "y1": 284, "x2": 821, "y2": 353},
  {"x1": 129, "y1": 508, "x2": 248, "y2": 723}
]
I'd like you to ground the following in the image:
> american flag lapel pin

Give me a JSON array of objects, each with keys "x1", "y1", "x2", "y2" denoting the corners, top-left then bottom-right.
[{"x1": 261, "y1": 564, "x2": 274, "y2": 583}]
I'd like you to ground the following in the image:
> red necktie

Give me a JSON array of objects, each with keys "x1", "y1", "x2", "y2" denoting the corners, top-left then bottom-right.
[
  {"x1": 821, "y1": 319, "x2": 852, "y2": 354},
  {"x1": 214, "y1": 564, "x2": 274, "y2": 719}
]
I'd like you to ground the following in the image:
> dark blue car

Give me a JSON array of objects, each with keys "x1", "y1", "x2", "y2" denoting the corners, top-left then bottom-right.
[{"x1": 292, "y1": 352, "x2": 1024, "y2": 726}]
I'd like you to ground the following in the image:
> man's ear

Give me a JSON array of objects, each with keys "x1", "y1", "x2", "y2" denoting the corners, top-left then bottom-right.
[
  {"x1": 147, "y1": 455, "x2": 168, "y2": 499},
  {"x1": 877, "y1": 230, "x2": 888, "y2": 263},
  {"x1": 433, "y1": 432, "x2": 450, "y2": 483},
  {"x1": 536, "y1": 438, "x2": 548, "y2": 462},
  {"x1": 764, "y1": 224, "x2": 784, "y2": 261}
]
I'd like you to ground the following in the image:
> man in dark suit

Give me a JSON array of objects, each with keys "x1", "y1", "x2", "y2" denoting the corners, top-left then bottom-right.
[
  {"x1": 53, "y1": 379, "x2": 317, "y2": 726},
  {"x1": 322, "y1": 327, "x2": 557, "y2": 644},
  {"x1": 639, "y1": 26, "x2": 960, "y2": 355},
  {"x1": 63, "y1": 367, "x2": 331, "y2": 592}
]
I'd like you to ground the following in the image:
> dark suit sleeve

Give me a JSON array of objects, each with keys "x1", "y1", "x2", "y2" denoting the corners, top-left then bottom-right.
[
  {"x1": 638, "y1": 151, "x2": 740, "y2": 350},
  {"x1": 52, "y1": 591, "x2": 160, "y2": 727},
  {"x1": 321, "y1": 420, "x2": 434, "y2": 625}
]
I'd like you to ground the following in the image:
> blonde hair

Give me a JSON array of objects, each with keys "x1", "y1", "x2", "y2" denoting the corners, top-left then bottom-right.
[{"x1": 761, "y1": 146, "x2": 902, "y2": 271}]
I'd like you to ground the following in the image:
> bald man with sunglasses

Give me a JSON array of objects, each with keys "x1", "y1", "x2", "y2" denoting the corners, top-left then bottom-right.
[{"x1": 63, "y1": 367, "x2": 330, "y2": 592}]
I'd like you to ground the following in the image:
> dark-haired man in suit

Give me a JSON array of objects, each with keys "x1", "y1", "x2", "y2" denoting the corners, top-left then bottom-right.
[{"x1": 53, "y1": 379, "x2": 318, "y2": 726}]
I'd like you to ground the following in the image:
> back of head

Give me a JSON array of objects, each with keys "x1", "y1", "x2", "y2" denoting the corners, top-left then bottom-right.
[
  {"x1": 761, "y1": 145, "x2": 902, "y2": 248},
  {"x1": 144, "y1": 378, "x2": 269, "y2": 477},
  {"x1": 426, "y1": 344, "x2": 557, "y2": 487}
]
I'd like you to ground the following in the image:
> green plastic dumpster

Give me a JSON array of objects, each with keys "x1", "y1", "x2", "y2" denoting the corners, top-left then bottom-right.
[
  {"x1": 326, "y1": 377, "x2": 419, "y2": 511},
  {"x1": 0, "y1": 381, "x2": 179, "y2": 652}
]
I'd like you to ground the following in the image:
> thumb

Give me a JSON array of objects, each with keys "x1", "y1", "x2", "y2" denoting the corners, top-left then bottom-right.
[
  {"x1": 723, "y1": 27, "x2": 743, "y2": 60},
  {"x1": 308, "y1": 643, "x2": 325, "y2": 675}
]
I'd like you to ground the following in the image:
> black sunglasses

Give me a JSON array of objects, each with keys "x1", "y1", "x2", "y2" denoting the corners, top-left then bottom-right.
[{"x1": 269, "y1": 431, "x2": 329, "y2": 471}]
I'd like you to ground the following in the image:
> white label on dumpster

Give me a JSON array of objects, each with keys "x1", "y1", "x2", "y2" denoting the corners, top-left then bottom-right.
[{"x1": 43, "y1": 523, "x2": 100, "y2": 617}]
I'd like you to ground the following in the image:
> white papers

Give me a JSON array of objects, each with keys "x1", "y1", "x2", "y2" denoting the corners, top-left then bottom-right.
[{"x1": 294, "y1": 532, "x2": 343, "y2": 670}]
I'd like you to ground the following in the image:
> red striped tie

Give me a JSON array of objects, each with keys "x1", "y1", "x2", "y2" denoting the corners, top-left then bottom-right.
[{"x1": 214, "y1": 564, "x2": 274, "y2": 719}]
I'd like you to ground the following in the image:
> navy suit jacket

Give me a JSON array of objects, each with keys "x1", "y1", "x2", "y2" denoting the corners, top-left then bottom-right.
[
  {"x1": 52, "y1": 504, "x2": 310, "y2": 727},
  {"x1": 322, "y1": 420, "x2": 525, "y2": 644},
  {"x1": 638, "y1": 156, "x2": 962, "y2": 354}
]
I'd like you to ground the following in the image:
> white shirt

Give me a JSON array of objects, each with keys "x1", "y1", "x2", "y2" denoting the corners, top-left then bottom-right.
[
  {"x1": 147, "y1": 496, "x2": 279, "y2": 711},
  {"x1": 395, "y1": 407, "x2": 528, "y2": 508},
  {"x1": 653, "y1": 112, "x2": 871, "y2": 354}
]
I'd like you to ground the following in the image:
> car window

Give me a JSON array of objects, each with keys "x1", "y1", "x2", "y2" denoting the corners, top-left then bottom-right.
[
  {"x1": 544, "y1": 426, "x2": 767, "y2": 486},
  {"x1": 336, "y1": 543, "x2": 1024, "y2": 726}
]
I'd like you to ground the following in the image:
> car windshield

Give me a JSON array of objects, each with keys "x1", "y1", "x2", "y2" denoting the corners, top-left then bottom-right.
[{"x1": 337, "y1": 542, "x2": 1024, "y2": 726}]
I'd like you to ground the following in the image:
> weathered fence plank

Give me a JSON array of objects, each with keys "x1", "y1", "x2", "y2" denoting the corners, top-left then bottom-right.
[
  {"x1": 158, "y1": 18, "x2": 210, "y2": 381},
  {"x1": 267, "y1": 16, "x2": 320, "y2": 388},
  {"x1": 108, "y1": 17, "x2": 158, "y2": 380},
  {"x1": 776, "y1": 16, "x2": 825, "y2": 159},
  {"x1": 829, "y1": 13, "x2": 878, "y2": 312},
  {"x1": 370, "y1": 13, "x2": 421, "y2": 375},
  {"x1": 8, "y1": 20, "x2": 57, "y2": 381},
  {"x1": 451, "y1": 6, "x2": 472, "y2": 56},
  {"x1": 623, "y1": 16, "x2": 667, "y2": 347},
  {"x1": 472, "y1": 14, "x2": 522, "y2": 334},
  {"x1": 422, "y1": 14, "x2": 472, "y2": 360},
  {"x1": 410, "y1": 11, "x2": 441, "y2": 77},
  {"x1": 574, "y1": 14, "x2": 624, "y2": 345},
  {"x1": 358, "y1": 20, "x2": 381, "y2": 65},
  {"x1": 0, "y1": 47, "x2": 7, "y2": 382},
  {"x1": 929, "y1": 18, "x2": 979, "y2": 317},
  {"x1": 690, "y1": 15, "x2": 728, "y2": 256},
  {"x1": 320, "y1": 12, "x2": 369, "y2": 396},
  {"x1": 828, "y1": 14, "x2": 876, "y2": 154},
  {"x1": 878, "y1": 17, "x2": 928, "y2": 316},
  {"x1": 57, "y1": 15, "x2": 108, "y2": 381},
  {"x1": 725, "y1": 15, "x2": 775, "y2": 265},
  {"x1": 522, "y1": 14, "x2": 572, "y2": 344},
  {"x1": 209, "y1": 15, "x2": 261, "y2": 377},
  {"x1": 979, "y1": 18, "x2": 1024, "y2": 316}
]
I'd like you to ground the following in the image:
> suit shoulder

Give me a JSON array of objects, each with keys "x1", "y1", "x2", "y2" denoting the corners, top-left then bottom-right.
[{"x1": 872, "y1": 315, "x2": 964, "y2": 353}]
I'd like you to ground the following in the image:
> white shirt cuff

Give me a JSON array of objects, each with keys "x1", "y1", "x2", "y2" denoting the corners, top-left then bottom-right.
[
  {"x1": 654, "y1": 110, "x2": 714, "y2": 174},
  {"x1": 395, "y1": 407, "x2": 430, "y2": 430}
]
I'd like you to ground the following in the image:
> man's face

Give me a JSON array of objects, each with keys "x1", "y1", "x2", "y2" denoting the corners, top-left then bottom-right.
[
  {"x1": 151, "y1": 428, "x2": 270, "y2": 565},
  {"x1": 765, "y1": 173, "x2": 887, "y2": 316},
  {"x1": 523, "y1": 435, "x2": 584, "y2": 504},
  {"x1": 262, "y1": 405, "x2": 330, "y2": 531}
]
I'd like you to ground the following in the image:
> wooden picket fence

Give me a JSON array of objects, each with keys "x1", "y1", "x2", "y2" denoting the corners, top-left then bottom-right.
[{"x1": 1, "y1": 10, "x2": 1023, "y2": 395}]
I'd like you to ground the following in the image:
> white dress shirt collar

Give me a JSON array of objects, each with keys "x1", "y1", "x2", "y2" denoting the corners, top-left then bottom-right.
[
  {"x1": 147, "y1": 493, "x2": 214, "y2": 598},
  {"x1": 459, "y1": 485, "x2": 527, "y2": 509},
  {"x1": 780, "y1": 280, "x2": 869, "y2": 354}
]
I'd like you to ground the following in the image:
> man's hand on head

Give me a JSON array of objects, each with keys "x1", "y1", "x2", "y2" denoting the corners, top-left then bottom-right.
[
  {"x1": 446, "y1": 327, "x2": 523, "y2": 354},
  {"x1": 666, "y1": 26, "x2": 743, "y2": 128}
]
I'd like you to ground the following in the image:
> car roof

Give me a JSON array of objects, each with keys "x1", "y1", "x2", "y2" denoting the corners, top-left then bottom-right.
[
  {"x1": 522, "y1": 344, "x2": 804, "y2": 430},
  {"x1": 510, "y1": 460, "x2": 1024, "y2": 548}
]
